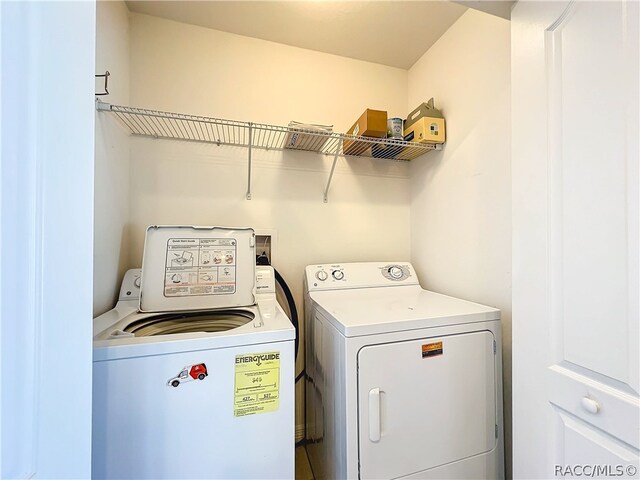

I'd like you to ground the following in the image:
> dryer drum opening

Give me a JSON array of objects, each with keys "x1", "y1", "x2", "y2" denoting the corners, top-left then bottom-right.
[{"x1": 123, "y1": 310, "x2": 254, "y2": 336}]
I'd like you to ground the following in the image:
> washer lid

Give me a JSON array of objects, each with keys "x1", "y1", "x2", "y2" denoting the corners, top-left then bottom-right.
[{"x1": 139, "y1": 226, "x2": 256, "y2": 313}]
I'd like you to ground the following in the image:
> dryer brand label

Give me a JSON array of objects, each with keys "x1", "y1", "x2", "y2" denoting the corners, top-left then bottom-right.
[
  {"x1": 163, "y1": 237, "x2": 237, "y2": 297},
  {"x1": 422, "y1": 341, "x2": 443, "y2": 358},
  {"x1": 234, "y1": 351, "x2": 280, "y2": 417}
]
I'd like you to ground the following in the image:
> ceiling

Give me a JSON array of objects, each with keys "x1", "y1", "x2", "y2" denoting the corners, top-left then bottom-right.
[{"x1": 125, "y1": 1, "x2": 475, "y2": 70}]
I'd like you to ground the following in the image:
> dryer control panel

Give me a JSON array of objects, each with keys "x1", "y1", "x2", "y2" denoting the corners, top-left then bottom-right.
[{"x1": 305, "y1": 262, "x2": 419, "y2": 291}]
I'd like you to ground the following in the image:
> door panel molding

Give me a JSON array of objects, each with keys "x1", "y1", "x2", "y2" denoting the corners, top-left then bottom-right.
[
  {"x1": 553, "y1": 408, "x2": 639, "y2": 463},
  {"x1": 548, "y1": 365, "x2": 640, "y2": 449},
  {"x1": 545, "y1": 0, "x2": 638, "y2": 390}
]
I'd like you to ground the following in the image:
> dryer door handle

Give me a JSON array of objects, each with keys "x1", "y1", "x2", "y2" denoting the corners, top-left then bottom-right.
[{"x1": 368, "y1": 387, "x2": 381, "y2": 442}]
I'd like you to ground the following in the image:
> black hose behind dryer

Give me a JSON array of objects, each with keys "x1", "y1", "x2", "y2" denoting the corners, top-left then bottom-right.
[{"x1": 274, "y1": 268, "x2": 299, "y2": 359}]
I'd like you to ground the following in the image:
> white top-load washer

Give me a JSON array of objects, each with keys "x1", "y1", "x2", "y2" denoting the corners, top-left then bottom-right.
[
  {"x1": 93, "y1": 226, "x2": 295, "y2": 480},
  {"x1": 304, "y1": 262, "x2": 504, "y2": 480}
]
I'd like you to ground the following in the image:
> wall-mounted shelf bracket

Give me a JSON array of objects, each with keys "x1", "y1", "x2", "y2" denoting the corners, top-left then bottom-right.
[
  {"x1": 95, "y1": 98, "x2": 110, "y2": 111},
  {"x1": 246, "y1": 123, "x2": 253, "y2": 200},
  {"x1": 323, "y1": 141, "x2": 343, "y2": 203}
]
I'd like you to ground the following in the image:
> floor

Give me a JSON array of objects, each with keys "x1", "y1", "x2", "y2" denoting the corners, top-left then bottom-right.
[{"x1": 295, "y1": 446, "x2": 314, "y2": 480}]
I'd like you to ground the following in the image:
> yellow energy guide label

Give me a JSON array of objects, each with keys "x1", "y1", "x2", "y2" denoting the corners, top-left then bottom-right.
[{"x1": 234, "y1": 352, "x2": 280, "y2": 417}]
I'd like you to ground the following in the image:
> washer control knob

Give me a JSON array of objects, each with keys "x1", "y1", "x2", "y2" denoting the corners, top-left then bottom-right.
[
  {"x1": 388, "y1": 266, "x2": 403, "y2": 279},
  {"x1": 134, "y1": 276, "x2": 141, "y2": 288},
  {"x1": 332, "y1": 270, "x2": 345, "y2": 281},
  {"x1": 315, "y1": 270, "x2": 328, "y2": 281}
]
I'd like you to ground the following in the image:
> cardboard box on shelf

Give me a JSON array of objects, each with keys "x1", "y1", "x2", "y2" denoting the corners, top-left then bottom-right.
[
  {"x1": 405, "y1": 98, "x2": 444, "y2": 129},
  {"x1": 404, "y1": 98, "x2": 446, "y2": 144},
  {"x1": 404, "y1": 117, "x2": 445, "y2": 144},
  {"x1": 343, "y1": 109, "x2": 387, "y2": 156}
]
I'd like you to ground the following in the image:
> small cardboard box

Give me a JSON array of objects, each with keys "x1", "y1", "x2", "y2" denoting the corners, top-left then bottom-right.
[
  {"x1": 404, "y1": 98, "x2": 445, "y2": 144},
  {"x1": 343, "y1": 109, "x2": 387, "y2": 155},
  {"x1": 405, "y1": 98, "x2": 444, "y2": 128},
  {"x1": 404, "y1": 117, "x2": 446, "y2": 144}
]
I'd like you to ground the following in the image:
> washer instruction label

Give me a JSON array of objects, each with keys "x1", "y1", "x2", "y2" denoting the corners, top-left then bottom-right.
[
  {"x1": 164, "y1": 238, "x2": 237, "y2": 297},
  {"x1": 234, "y1": 352, "x2": 280, "y2": 417}
]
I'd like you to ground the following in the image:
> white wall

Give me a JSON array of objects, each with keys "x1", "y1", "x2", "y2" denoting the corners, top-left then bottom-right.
[
  {"x1": 94, "y1": 0, "x2": 130, "y2": 316},
  {"x1": 407, "y1": 9, "x2": 512, "y2": 476},
  {"x1": 125, "y1": 13, "x2": 412, "y2": 312},
  {"x1": 129, "y1": 13, "x2": 409, "y2": 131}
]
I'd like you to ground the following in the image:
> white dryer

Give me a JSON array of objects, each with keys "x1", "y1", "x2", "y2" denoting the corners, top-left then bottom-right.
[
  {"x1": 93, "y1": 226, "x2": 295, "y2": 479},
  {"x1": 304, "y1": 262, "x2": 504, "y2": 480}
]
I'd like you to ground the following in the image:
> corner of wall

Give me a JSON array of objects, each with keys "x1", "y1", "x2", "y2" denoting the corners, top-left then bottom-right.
[
  {"x1": 406, "y1": 8, "x2": 512, "y2": 478},
  {"x1": 94, "y1": 0, "x2": 132, "y2": 316}
]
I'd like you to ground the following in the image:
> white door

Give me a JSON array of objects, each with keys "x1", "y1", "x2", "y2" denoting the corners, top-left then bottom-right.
[
  {"x1": 512, "y1": 1, "x2": 639, "y2": 478},
  {"x1": 0, "y1": 1, "x2": 95, "y2": 477},
  {"x1": 357, "y1": 331, "x2": 497, "y2": 479}
]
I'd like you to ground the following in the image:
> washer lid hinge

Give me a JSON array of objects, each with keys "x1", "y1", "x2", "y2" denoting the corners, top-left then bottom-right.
[
  {"x1": 495, "y1": 424, "x2": 498, "y2": 438},
  {"x1": 493, "y1": 339, "x2": 496, "y2": 354}
]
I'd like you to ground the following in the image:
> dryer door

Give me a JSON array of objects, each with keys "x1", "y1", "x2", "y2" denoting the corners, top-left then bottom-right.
[{"x1": 357, "y1": 330, "x2": 497, "y2": 479}]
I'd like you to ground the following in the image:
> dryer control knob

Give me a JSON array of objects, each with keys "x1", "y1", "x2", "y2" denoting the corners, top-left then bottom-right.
[
  {"x1": 315, "y1": 270, "x2": 328, "y2": 281},
  {"x1": 332, "y1": 270, "x2": 345, "y2": 281},
  {"x1": 388, "y1": 266, "x2": 403, "y2": 279},
  {"x1": 134, "y1": 277, "x2": 141, "y2": 288}
]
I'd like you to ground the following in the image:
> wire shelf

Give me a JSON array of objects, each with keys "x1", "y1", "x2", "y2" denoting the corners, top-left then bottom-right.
[{"x1": 96, "y1": 100, "x2": 441, "y2": 201}]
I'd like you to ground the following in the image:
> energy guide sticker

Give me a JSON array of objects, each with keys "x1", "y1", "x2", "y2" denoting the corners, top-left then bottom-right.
[
  {"x1": 234, "y1": 352, "x2": 280, "y2": 417},
  {"x1": 422, "y1": 341, "x2": 443, "y2": 358}
]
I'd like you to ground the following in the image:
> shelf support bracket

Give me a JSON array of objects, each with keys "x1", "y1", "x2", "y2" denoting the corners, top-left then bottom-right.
[
  {"x1": 95, "y1": 98, "x2": 111, "y2": 111},
  {"x1": 246, "y1": 123, "x2": 253, "y2": 200},
  {"x1": 323, "y1": 140, "x2": 342, "y2": 203}
]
